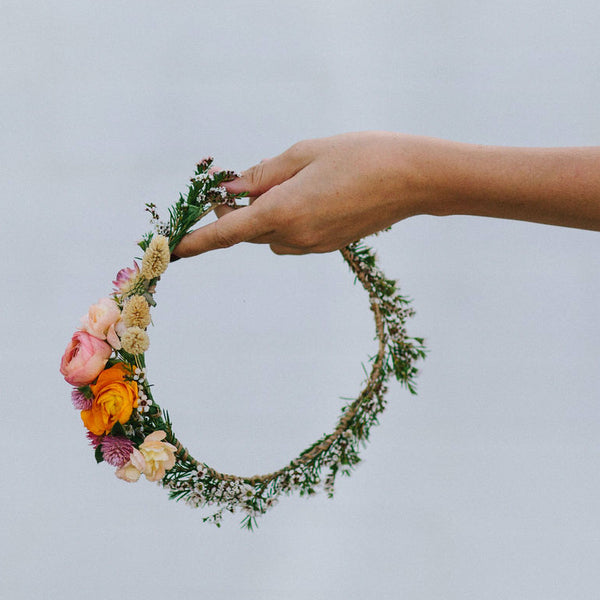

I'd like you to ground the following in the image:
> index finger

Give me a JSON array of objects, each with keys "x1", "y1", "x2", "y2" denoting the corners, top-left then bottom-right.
[{"x1": 172, "y1": 205, "x2": 273, "y2": 258}]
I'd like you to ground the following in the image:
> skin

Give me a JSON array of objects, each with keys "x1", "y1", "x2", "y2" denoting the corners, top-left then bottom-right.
[{"x1": 172, "y1": 131, "x2": 600, "y2": 258}]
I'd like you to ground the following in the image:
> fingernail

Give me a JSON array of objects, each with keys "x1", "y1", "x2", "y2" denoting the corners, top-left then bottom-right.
[{"x1": 223, "y1": 174, "x2": 245, "y2": 191}]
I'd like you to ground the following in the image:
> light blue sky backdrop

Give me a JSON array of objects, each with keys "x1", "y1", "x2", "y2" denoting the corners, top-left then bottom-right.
[{"x1": 1, "y1": 1, "x2": 599, "y2": 598}]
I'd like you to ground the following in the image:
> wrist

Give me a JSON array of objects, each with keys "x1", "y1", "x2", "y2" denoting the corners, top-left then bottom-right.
[
  {"x1": 366, "y1": 132, "x2": 600, "y2": 230},
  {"x1": 403, "y1": 137, "x2": 520, "y2": 219},
  {"x1": 383, "y1": 134, "x2": 466, "y2": 218}
]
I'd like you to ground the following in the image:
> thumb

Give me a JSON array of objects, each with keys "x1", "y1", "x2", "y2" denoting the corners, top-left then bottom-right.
[
  {"x1": 224, "y1": 141, "x2": 313, "y2": 197},
  {"x1": 172, "y1": 204, "x2": 272, "y2": 257}
]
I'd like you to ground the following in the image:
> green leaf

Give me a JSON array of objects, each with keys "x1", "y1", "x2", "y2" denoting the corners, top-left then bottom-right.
[
  {"x1": 77, "y1": 385, "x2": 93, "y2": 399},
  {"x1": 95, "y1": 444, "x2": 104, "y2": 464},
  {"x1": 110, "y1": 421, "x2": 127, "y2": 437}
]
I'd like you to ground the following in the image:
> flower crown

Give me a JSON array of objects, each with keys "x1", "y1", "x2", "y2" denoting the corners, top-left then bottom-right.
[{"x1": 60, "y1": 159, "x2": 426, "y2": 529}]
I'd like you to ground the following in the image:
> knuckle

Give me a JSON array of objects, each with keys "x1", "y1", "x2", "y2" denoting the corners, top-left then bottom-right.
[
  {"x1": 253, "y1": 186, "x2": 285, "y2": 226},
  {"x1": 213, "y1": 221, "x2": 236, "y2": 249},
  {"x1": 286, "y1": 214, "x2": 320, "y2": 249},
  {"x1": 245, "y1": 161, "x2": 266, "y2": 189},
  {"x1": 294, "y1": 231, "x2": 320, "y2": 249},
  {"x1": 285, "y1": 139, "x2": 311, "y2": 161}
]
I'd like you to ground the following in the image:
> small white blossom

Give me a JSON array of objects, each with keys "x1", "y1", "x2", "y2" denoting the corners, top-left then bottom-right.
[
  {"x1": 137, "y1": 390, "x2": 152, "y2": 413},
  {"x1": 239, "y1": 484, "x2": 254, "y2": 499}
]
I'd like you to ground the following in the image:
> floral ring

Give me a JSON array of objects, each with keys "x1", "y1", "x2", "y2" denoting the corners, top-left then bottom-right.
[{"x1": 60, "y1": 159, "x2": 426, "y2": 529}]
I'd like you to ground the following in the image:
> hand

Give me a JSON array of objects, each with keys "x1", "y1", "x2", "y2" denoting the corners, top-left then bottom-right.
[
  {"x1": 172, "y1": 131, "x2": 600, "y2": 260},
  {"x1": 172, "y1": 132, "x2": 428, "y2": 257}
]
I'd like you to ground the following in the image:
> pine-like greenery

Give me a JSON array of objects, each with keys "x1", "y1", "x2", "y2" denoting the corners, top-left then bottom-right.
[{"x1": 81, "y1": 159, "x2": 426, "y2": 530}]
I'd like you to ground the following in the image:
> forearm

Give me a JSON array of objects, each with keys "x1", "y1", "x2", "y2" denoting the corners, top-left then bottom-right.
[
  {"x1": 173, "y1": 132, "x2": 599, "y2": 259},
  {"x1": 411, "y1": 137, "x2": 600, "y2": 231}
]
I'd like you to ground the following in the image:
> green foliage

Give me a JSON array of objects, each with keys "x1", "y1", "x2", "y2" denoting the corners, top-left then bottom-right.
[
  {"x1": 78, "y1": 385, "x2": 93, "y2": 399},
  {"x1": 110, "y1": 421, "x2": 127, "y2": 437},
  {"x1": 144, "y1": 158, "x2": 247, "y2": 252},
  {"x1": 85, "y1": 162, "x2": 426, "y2": 530},
  {"x1": 156, "y1": 239, "x2": 427, "y2": 528}
]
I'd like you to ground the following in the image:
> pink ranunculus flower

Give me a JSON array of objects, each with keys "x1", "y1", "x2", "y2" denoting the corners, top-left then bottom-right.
[
  {"x1": 115, "y1": 448, "x2": 145, "y2": 482},
  {"x1": 138, "y1": 431, "x2": 177, "y2": 482},
  {"x1": 80, "y1": 297, "x2": 123, "y2": 350},
  {"x1": 60, "y1": 331, "x2": 112, "y2": 386},
  {"x1": 113, "y1": 261, "x2": 140, "y2": 295}
]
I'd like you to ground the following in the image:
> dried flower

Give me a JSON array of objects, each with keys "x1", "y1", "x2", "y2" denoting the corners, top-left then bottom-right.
[
  {"x1": 141, "y1": 235, "x2": 170, "y2": 279},
  {"x1": 101, "y1": 436, "x2": 134, "y2": 467},
  {"x1": 121, "y1": 327, "x2": 150, "y2": 355},
  {"x1": 122, "y1": 295, "x2": 151, "y2": 329}
]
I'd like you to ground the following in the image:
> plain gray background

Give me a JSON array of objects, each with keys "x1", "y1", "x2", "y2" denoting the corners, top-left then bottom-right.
[{"x1": 2, "y1": 1, "x2": 599, "y2": 598}]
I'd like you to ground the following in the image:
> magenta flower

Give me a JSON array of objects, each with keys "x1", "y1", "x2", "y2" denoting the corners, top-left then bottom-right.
[
  {"x1": 86, "y1": 431, "x2": 102, "y2": 449},
  {"x1": 71, "y1": 388, "x2": 92, "y2": 410},
  {"x1": 112, "y1": 261, "x2": 140, "y2": 295},
  {"x1": 101, "y1": 436, "x2": 134, "y2": 467}
]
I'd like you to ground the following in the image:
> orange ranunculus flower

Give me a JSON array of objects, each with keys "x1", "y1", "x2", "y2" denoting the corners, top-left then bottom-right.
[{"x1": 81, "y1": 363, "x2": 138, "y2": 436}]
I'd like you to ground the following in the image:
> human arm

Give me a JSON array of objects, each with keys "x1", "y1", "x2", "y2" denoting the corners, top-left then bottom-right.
[{"x1": 172, "y1": 131, "x2": 600, "y2": 257}]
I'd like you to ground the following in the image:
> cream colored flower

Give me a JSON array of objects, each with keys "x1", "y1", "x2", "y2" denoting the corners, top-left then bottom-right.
[
  {"x1": 80, "y1": 297, "x2": 122, "y2": 349},
  {"x1": 141, "y1": 235, "x2": 170, "y2": 279},
  {"x1": 122, "y1": 295, "x2": 151, "y2": 329},
  {"x1": 138, "y1": 430, "x2": 177, "y2": 482},
  {"x1": 115, "y1": 448, "x2": 145, "y2": 482},
  {"x1": 121, "y1": 326, "x2": 150, "y2": 355}
]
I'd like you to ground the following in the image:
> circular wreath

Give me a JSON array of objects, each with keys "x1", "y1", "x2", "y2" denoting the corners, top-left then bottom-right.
[{"x1": 60, "y1": 159, "x2": 426, "y2": 529}]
